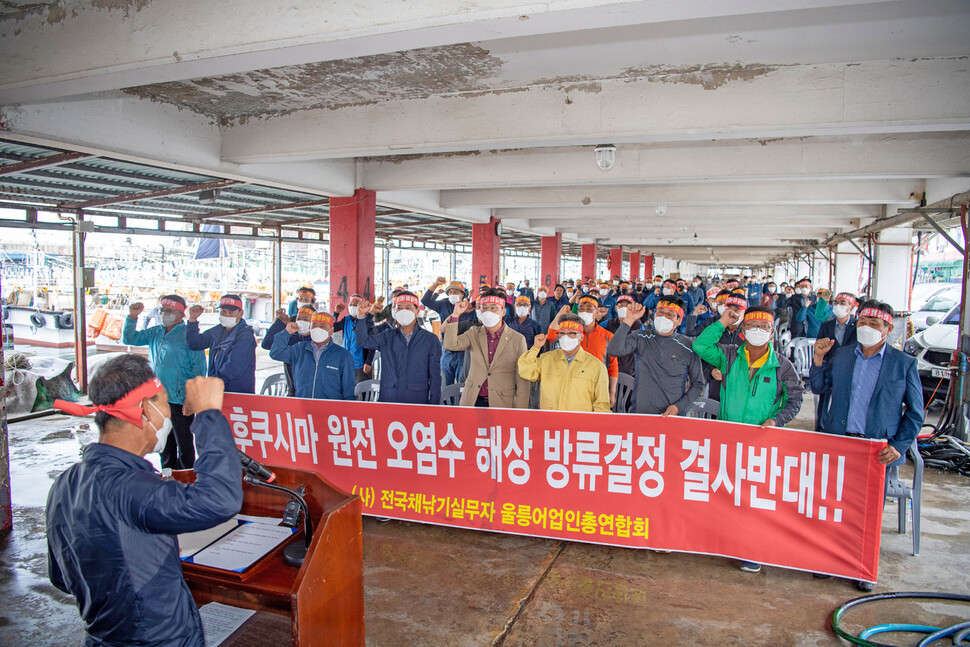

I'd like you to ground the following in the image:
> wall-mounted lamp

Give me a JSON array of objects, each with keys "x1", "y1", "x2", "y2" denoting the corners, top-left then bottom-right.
[{"x1": 594, "y1": 144, "x2": 616, "y2": 171}]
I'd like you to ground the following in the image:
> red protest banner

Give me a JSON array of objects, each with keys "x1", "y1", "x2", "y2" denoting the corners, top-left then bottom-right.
[{"x1": 223, "y1": 394, "x2": 886, "y2": 581}]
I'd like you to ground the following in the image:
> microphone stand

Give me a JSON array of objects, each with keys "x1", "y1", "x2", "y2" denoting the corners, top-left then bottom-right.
[{"x1": 242, "y1": 474, "x2": 314, "y2": 568}]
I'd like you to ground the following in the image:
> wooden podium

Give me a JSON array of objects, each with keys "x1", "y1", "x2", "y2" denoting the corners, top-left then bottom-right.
[{"x1": 174, "y1": 465, "x2": 364, "y2": 646}]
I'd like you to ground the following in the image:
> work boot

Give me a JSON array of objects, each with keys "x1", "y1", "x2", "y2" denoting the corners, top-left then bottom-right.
[{"x1": 740, "y1": 561, "x2": 762, "y2": 573}]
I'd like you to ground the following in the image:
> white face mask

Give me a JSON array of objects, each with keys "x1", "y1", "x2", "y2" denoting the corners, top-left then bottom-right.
[
  {"x1": 448, "y1": 293, "x2": 461, "y2": 305},
  {"x1": 717, "y1": 304, "x2": 726, "y2": 315},
  {"x1": 599, "y1": 288, "x2": 610, "y2": 296},
  {"x1": 559, "y1": 335, "x2": 581, "y2": 352},
  {"x1": 653, "y1": 316, "x2": 675, "y2": 335},
  {"x1": 662, "y1": 288, "x2": 674, "y2": 296},
  {"x1": 856, "y1": 324, "x2": 885, "y2": 348},
  {"x1": 565, "y1": 291, "x2": 574, "y2": 298},
  {"x1": 310, "y1": 328, "x2": 330, "y2": 343},
  {"x1": 161, "y1": 313, "x2": 179, "y2": 328},
  {"x1": 578, "y1": 312, "x2": 595, "y2": 326},
  {"x1": 767, "y1": 286, "x2": 776, "y2": 294},
  {"x1": 394, "y1": 309, "x2": 416, "y2": 326},
  {"x1": 348, "y1": 305, "x2": 359, "y2": 317},
  {"x1": 616, "y1": 307, "x2": 628, "y2": 319},
  {"x1": 644, "y1": 283, "x2": 654, "y2": 290},
  {"x1": 478, "y1": 310, "x2": 502, "y2": 328},
  {"x1": 692, "y1": 282, "x2": 700, "y2": 288},
  {"x1": 744, "y1": 328, "x2": 772, "y2": 347},
  {"x1": 220, "y1": 315, "x2": 239, "y2": 329},
  {"x1": 537, "y1": 291, "x2": 547, "y2": 300},
  {"x1": 797, "y1": 287, "x2": 810, "y2": 296},
  {"x1": 296, "y1": 320, "x2": 311, "y2": 335},
  {"x1": 831, "y1": 305, "x2": 851, "y2": 319},
  {"x1": 515, "y1": 306, "x2": 530, "y2": 318},
  {"x1": 146, "y1": 400, "x2": 172, "y2": 454}
]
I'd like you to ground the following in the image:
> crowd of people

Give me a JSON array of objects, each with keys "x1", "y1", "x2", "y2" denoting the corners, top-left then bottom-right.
[{"x1": 111, "y1": 272, "x2": 921, "y2": 585}]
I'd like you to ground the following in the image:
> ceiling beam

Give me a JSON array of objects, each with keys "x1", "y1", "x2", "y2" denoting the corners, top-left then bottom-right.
[
  {"x1": 189, "y1": 198, "x2": 330, "y2": 221},
  {"x1": 0, "y1": 151, "x2": 93, "y2": 176},
  {"x1": 361, "y1": 133, "x2": 970, "y2": 191},
  {"x1": 64, "y1": 178, "x2": 242, "y2": 210},
  {"x1": 222, "y1": 58, "x2": 970, "y2": 163},
  {"x1": 442, "y1": 179, "x2": 923, "y2": 209}
]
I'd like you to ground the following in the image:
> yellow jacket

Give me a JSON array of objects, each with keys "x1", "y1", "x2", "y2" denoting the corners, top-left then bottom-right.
[{"x1": 517, "y1": 347, "x2": 611, "y2": 413}]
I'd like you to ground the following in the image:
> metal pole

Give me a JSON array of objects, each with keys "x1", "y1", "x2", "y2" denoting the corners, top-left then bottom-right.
[
  {"x1": 383, "y1": 245, "x2": 391, "y2": 300},
  {"x1": 271, "y1": 233, "x2": 282, "y2": 309},
  {"x1": 73, "y1": 212, "x2": 89, "y2": 393},
  {"x1": 1, "y1": 260, "x2": 10, "y2": 533},
  {"x1": 956, "y1": 205, "x2": 969, "y2": 440},
  {"x1": 450, "y1": 249, "x2": 457, "y2": 283}
]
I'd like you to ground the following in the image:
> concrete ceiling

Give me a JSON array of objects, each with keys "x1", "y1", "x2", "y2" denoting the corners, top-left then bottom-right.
[{"x1": 1, "y1": 0, "x2": 969, "y2": 268}]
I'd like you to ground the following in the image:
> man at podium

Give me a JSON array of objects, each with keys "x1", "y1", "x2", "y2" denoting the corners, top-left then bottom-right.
[{"x1": 47, "y1": 356, "x2": 243, "y2": 647}]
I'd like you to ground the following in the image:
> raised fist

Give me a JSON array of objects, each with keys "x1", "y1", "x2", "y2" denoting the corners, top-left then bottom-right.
[
  {"x1": 624, "y1": 303, "x2": 645, "y2": 325},
  {"x1": 275, "y1": 308, "x2": 289, "y2": 323},
  {"x1": 813, "y1": 337, "x2": 836, "y2": 365},
  {"x1": 533, "y1": 333, "x2": 547, "y2": 349},
  {"x1": 128, "y1": 302, "x2": 145, "y2": 318},
  {"x1": 188, "y1": 305, "x2": 204, "y2": 321},
  {"x1": 693, "y1": 303, "x2": 708, "y2": 316},
  {"x1": 356, "y1": 301, "x2": 373, "y2": 317},
  {"x1": 182, "y1": 377, "x2": 224, "y2": 416},
  {"x1": 334, "y1": 303, "x2": 346, "y2": 313},
  {"x1": 451, "y1": 299, "x2": 471, "y2": 318},
  {"x1": 285, "y1": 321, "x2": 299, "y2": 335},
  {"x1": 434, "y1": 276, "x2": 447, "y2": 286}
]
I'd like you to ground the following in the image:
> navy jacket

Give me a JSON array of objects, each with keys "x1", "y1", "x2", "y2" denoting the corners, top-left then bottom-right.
[
  {"x1": 260, "y1": 318, "x2": 309, "y2": 396},
  {"x1": 185, "y1": 320, "x2": 256, "y2": 394},
  {"x1": 809, "y1": 344, "x2": 923, "y2": 460},
  {"x1": 355, "y1": 318, "x2": 442, "y2": 404},
  {"x1": 816, "y1": 317, "x2": 858, "y2": 359},
  {"x1": 46, "y1": 410, "x2": 242, "y2": 647},
  {"x1": 269, "y1": 332, "x2": 356, "y2": 400},
  {"x1": 505, "y1": 314, "x2": 542, "y2": 348}
]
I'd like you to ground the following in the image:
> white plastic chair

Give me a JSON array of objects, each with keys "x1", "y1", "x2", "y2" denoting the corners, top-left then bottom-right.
[
  {"x1": 789, "y1": 338, "x2": 817, "y2": 381},
  {"x1": 885, "y1": 441, "x2": 923, "y2": 556},
  {"x1": 687, "y1": 398, "x2": 720, "y2": 420},
  {"x1": 354, "y1": 379, "x2": 380, "y2": 402}
]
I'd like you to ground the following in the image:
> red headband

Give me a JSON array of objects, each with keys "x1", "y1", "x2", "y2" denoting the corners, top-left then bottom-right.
[
  {"x1": 160, "y1": 297, "x2": 185, "y2": 314},
  {"x1": 54, "y1": 378, "x2": 163, "y2": 427},
  {"x1": 657, "y1": 302, "x2": 684, "y2": 317},
  {"x1": 616, "y1": 295, "x2": 634, "y2": 304},
  {"x1": 560, "y1": 320, "x2": 584, "y2": 334},
  {"x1": 220, "y1": 296, "x2": 243, "y2": 310},
  {"x1": 725, "y1": 296, "x2": 748, "y2": 310},
  {"x1": 479, "y1": 296, "x2": 505, "y2": 307},
  {"x1": 515, "y1": 296, "x2": 531, "y2": 304},
  {"x1": 394, "y1": 294, "x2": 419, "y2": 306},
  {"x1": 858, "y1": 307, "x2": 892, "y2": 324},
  {"x1": 835, "y1": 293, "x2": 858, "y2": 305},
  {"x1": 579, "y1": 296, "x2": 600, "y2": 306},
  {"x1": 744, "y1": 310, "x2": 775, "y2": 324},
  {"x1": 312, "y1": 312, "x2": 334, "y2": 325},
  {"x1": 298, "y1": 305, "x2": 316, "y2": 316}
]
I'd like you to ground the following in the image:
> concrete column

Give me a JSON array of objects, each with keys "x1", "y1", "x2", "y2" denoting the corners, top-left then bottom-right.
[
  {"x1": 643, "y1": 254, "x2": 654, "y2": 278},
  {"x1": 540, "y1": 233, "x2": 562, "y2": 293},
  {"x1": 609, "y1": 247, "x2": 623, "y2": 281},
  {"x1": 872, "y1": 225, "x2": 914, "y2": 312},
  {"x1": 629, "y1": 251, "x2": 640, "y2": 281},
  {"x1": 834, "y1": 241, "x2": 861, "y2": 297},
  {"x1": 471, "y1": 216, "x2": 501, "y2": 288},
  {"x1": 329, "y1": 188, "x2": 376, "y2": 308},
  {"x1": 581, "y1": 244, "x2": 597, "y2": 283}
]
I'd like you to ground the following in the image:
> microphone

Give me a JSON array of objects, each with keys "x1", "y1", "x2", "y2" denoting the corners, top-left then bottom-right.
[
  {"x1": 238, "y1": 450, "x2": 276, "y2": 483},
  {"x1": 242, "y1": 475, "x2": 313, "y2": 568}
]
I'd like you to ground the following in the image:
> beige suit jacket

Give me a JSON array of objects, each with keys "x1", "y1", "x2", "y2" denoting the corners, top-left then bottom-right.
[{"x1": 443, "y1": 321, "x2": 530, "y2": 408}]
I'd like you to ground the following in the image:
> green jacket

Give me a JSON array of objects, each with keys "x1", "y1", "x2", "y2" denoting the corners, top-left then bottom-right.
[{"x1": 692, "y1": 321, "x2": 804, "y2": 426}]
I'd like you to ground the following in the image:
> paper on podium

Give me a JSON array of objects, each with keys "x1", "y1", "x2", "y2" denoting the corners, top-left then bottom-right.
[
  {"x1": 178, "y1": 520, "x2": 240, "y2": 559},
  {"x1": 189, "y1": 521, "x2": 295, "y2": 572},
  {"x1": 198, "y1": 601, "x2": 255, "y2": 646}
]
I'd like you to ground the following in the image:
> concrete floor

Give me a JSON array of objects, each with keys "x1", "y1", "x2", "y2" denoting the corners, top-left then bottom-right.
[{"x1": 2, "y1": 401, "x2": 969, "y2": 646}]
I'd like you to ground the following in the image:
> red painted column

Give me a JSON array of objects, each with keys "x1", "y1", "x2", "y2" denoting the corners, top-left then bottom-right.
[
  {"x1": 629, "y1": 251, "x2": 641, "y2": 281},
  {"x1": 643, "y1": 254, "x2": 654, "y2": 278},
  {"x1": 581, "y1": 244, "x2": 598, "y2": 282},
  {"x1": 471, "y1": 216, "x2": 501, "y2": 289},
  {"x1": 329, "y1": 188, "x2": 376, "y2": 308},
  {"x1": 540, "y1": 233, "x2": 562, "y2": 291},
  {"x1": 609, "y1": 247, "x2": 623, "y2": 281}
]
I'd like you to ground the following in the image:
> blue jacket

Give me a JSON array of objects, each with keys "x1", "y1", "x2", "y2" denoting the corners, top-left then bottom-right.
[
  {"x1": 355, "y1": 319, "x2": 442, "y2": 404},
  {"x1": 796, "y1": 298, "x2": 832, "y2": 338},
  {"x1": 122, "y1": 318, "x2": 206, "y2": 405},
  {"x1": 809, "y1": 344, "x2": 923, "y2": 460},
  {"x1": 333, "y1": 313, "x2": 373, "y2": 369},
  {"x1": 185, "y1": 320, "x2": 257, "y2": 394},
  {"x1": 506, "y1": 314, "x2": 542, "y2": 348},
  {"x1": 746, "y1": 282, "x2": 763, "y2": 305},
  {"x1": 269, "y1": 333, "x2": 355, "y2": 400},
  {"x1": 260, "y1": 318, "x2": 309, "y2": 396},
  {"x1": 46, "y1": 410, "x2": 242, "y2": 647}
]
